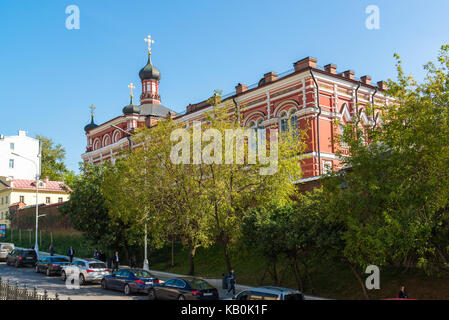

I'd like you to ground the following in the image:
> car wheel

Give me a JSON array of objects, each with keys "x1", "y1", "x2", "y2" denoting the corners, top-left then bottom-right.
[
  {"x1": 148, "y1": 289, "x2": 157, "y2": 300},
  {"x1": 101, "y1": 279, "x2": 108, "y2": 290},
  {"x1": 124, "y1": 284, "x2": 131, "y2": 295},
  {"x1": 79, "y1": 274, "x2": 85, "y2": 286},
  {"x1": 178, "y1": 295, "x2": 185, "y2": 300},
  {"x1": 46, "y1": 268, "x2": 51, "y2": 276},
  {"x1": 35, "y1": 265, "x2": 40, "y2": 273},
  {"x1": 61, "y1": 271, "x2": 66, "y2": 281},
  {"x1": 14, "y1": 260, "x2": 19, "y2": 268}
]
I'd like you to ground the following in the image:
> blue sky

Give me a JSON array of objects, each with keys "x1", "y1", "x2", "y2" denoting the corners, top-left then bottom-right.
[{"x1": 1, "y1": 0, "x2": 449, "y2": 173}]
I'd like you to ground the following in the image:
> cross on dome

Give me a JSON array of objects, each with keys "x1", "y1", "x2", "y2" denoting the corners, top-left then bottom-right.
[
  {"x1": 89, "y1": 104, "x2": 95, "y2": 118},
  {"x1": 128, "y1": 83, "x2": 135, "y2": 98},
  {"x1": 144, "y1": 35, "x2": 155, "y2": 55}
]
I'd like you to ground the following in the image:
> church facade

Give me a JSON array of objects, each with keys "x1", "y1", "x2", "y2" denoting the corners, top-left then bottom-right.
[{"x1": 82, "y1": 37, "x2": 389, "y2": 182}]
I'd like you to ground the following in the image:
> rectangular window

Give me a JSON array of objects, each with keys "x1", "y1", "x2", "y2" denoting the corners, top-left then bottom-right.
[
  {"x1": 10, "y1": 143, "x2": 14, "y2": 150},
  {"x1": 9, "y1": 159, "x2": 14, "y2": 168},
  {"x1": 19, "y1": 196, "x2": 24, "y2": 203},
  {"x1": 46, "y1": 197, "x2": 51, "y2": 204},
  {"x1": 58, "y1": 197, "x2": 63, "y2": 203}
]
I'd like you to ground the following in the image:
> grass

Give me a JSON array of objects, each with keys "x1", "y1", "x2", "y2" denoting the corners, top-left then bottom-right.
[{"x1": 3, "y1": 229, "x2": 96, "y2": 259}]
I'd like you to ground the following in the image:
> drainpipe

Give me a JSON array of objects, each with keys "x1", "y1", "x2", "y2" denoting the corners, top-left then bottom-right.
[
  {"x1": 309, "y1": 68, "x2": 322, "y2": 176},
  {"x1": 232, "y1": 97, "x2": 240, "y2": 123},
  {"x1": 371, "y1": 88, "x2": 378, "y2": 128},
  {"x1": 354, "y1": 82, "x2": 361, "y2": 127}
]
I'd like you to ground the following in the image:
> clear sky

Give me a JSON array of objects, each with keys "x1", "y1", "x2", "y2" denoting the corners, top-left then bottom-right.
[{"x1": 1, "y1": 0, "x2": 449, "y2": 173}]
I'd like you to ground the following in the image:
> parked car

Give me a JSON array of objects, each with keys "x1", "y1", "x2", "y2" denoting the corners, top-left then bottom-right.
[
  {"x1": 228, "y1": 286, "x2": 304, "y2": 300},
  {"x1": 148, "y1": 277, "x2": 219, "y2": 300},
  {"x1": 0, "y1": 243, "x2": 15, "y2": 261},
  {"x1": 61, "y1": 258, "x2": 109, "y2": 285},
  {"x1": 6, "y1": 248, "x2": 37, "y2": 267},
  {"x1": 101, "y1": 269, "x2": 159, "y2": 295},
  {"x1": 35, "y1": 256, "x2": 70, "y2": 276}
]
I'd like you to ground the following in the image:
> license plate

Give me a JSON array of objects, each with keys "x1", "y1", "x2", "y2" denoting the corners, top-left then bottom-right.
[
  {"x1": 204, "y1": 293, "x2": 213, "y2": 296},
  {"x1": 145, "y1": 282, "x2": 153, "y2": 285},
  {"x1": 26, "y1": 257, "x2": 32, "y2": 260}
]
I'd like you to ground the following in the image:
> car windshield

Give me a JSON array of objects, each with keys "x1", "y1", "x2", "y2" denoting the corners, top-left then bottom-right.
[
  {"x1": 187, "y1": 279, "x2": 214, "y2": 290},
  {"x1": 284, "y1": 293, "x2": 303, "y2": 300},
  {"x1": 1, "y1": 245, "x2": 13, "y2": 250},
  {"x1": 89, "y1": 263, "x2": 106, "y2": 269},
  {"x1": 132, "y1": 270, "x2": 153, "y2": 278},
  {"x1": 50, "y1": 257, "x2": 69, "y2": 263},
  {"x1": 23, "y1": 250, "x2": 36, "y2": 256}
]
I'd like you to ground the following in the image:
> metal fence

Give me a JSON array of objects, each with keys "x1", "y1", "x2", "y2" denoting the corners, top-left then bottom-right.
[{"x1": 0, "y1": 277, "x2": 60, "y2": 300}]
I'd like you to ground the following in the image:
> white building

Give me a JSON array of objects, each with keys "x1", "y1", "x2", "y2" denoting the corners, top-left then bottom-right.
[{"x1": 0, "y1": 131, "x2": 40, "y2": 180}]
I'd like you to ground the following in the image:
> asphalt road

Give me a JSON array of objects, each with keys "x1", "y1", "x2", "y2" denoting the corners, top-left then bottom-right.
[{"x1": 0, "y1": 261, "x2": 149, "y2": 300}]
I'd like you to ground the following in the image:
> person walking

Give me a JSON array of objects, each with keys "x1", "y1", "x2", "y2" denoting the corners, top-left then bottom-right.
[
  {"x1": 130, "y1": 254, "x2": 136, "y2": 269},
  {"x1": 67, "y1": 246, "x2": 75, "y2": 263},
  {"x1": 98, "y1": 250, "x2": 106, "y2": 263},
  {"x1": 227, "y1": 269, "x2": 236, "y2": 296},
  {"x1": 398, "y1": 286, "x2": 408, "y2": 299},
  {"x1": 112, "y1": 251, "x2": 120, "y2": 272},
  {"x1": 93, "y1": 248, "x2": 99, "y2": 260},
  {"x1": 49, "y1": 243, "x2": 54, "y2": 256}
]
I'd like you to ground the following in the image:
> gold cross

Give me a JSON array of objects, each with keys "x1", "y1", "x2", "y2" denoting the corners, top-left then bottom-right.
[
  {"x1": 144, "y1": 35, "x2": 155, "y2": 55},
  {"x1": 128, "y1": 83, "x2": 135, "y2": 98},
  {"x1": 89, "y1": 104, "x2": 95, "y2": 118}
]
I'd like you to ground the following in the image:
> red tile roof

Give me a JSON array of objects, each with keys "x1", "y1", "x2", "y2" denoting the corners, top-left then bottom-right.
[{"x1": 10, "y1": 179, "x2": 70, "y2": 193}]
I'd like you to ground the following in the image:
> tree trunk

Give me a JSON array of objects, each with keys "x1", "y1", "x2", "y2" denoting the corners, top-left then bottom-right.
[
  {"x1": 292, "y1": 257, "x2": 304, "y2": 292},
  {"x1": 188, "y1": 246, "x2": 197, "y2": 275},
  {"x1": 272, "y1": 260, "x2": 278, "y2": 285},
  {"x1": 171, "y1": 240, "x2": 175, "y2": 267},
  {"x1": 348, "y1": 262, "x2": 369, "y2": 300},
  {"x1": 221, "y1": 240, "x2": 232, "y2": 272}
]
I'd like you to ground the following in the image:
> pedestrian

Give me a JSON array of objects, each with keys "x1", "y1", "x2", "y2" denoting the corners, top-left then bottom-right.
[
  {"x1": 49, "y1": 243, "x2": 54, "y2": 256},
  {"x1": 130, "y1": 254, "x2": 136, "y2": 269},
  {"x1": 93, "y1": 248, "x2": 99, "y2": 260},
  {"x1": 398, "y1": 286, "x2": 408, "y2": 299},
  {"x1": 99, "y1": 250, "x2": 106, "y2": 263},
  {"x1": 67, "y1": 246, "x2": 75, "y2": 263},
  {"x1": 112, "y1": 251, "x2": 120, "y2": 272},
  {"x1": 227, "y1": 269, "x2": 236, "y2": 296}
]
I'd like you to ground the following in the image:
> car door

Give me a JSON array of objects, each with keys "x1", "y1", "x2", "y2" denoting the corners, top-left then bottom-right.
[
  {"x1": 117, "y1": 270, "x2": 130, "y2": 291},
  {"x1": 157, "y1": 279, "x2": 177, "y2": 300},
  {"x1": 167, "y1": 279, "x2": 186, "y2": 300},
  {"x1": 109, "y1": 270, "x2": 122, "y2": 290}
]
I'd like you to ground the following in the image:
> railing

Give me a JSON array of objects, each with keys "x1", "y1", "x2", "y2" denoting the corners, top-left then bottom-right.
[{"x1": 0, "y1": 277, "x2": 60, "y2": 300}]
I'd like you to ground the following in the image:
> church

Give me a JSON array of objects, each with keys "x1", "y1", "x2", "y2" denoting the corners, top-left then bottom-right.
[{"x1": 82, "y1": 35, "x2": 389, "y2": 183}]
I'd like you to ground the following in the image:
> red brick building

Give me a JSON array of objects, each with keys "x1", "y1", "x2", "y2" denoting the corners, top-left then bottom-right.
[{"x1": 82, "y1": 40, "x2": 389, "y2": 183}]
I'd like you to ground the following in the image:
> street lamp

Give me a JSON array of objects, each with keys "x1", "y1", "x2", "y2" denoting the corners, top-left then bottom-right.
[
  {"x1": 11, "y1": 140, "x2": 42, "y2": 258},
  {"x1": 110, "y1": 125, "x2": 149, "y2": 271}
]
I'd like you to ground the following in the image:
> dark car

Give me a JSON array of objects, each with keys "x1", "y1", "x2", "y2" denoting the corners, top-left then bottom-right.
[
  {"x1": 101, "y1": 269, "x2": 159, "y2": 295},
  {"x1": 6, "y1": 249, "x2": 37, "y2": 267},
  {"x1": 230, "y1": 286, "x2": 304, "y2": 300},
  {"x1": 148, "y1": 277, "x2": 219, "y2": 300},
  {"x1": 35, "y1": 256, "x2": 71, "y2": 276}
]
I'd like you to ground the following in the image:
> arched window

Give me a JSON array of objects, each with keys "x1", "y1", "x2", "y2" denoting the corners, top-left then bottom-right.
[
  {"x1": 113, "y1": 130, "x2": 121, "y2": 144},
  {"x1": 103, "y1": 134, "x2": 111, "y2": 147},
  {"x1": 93, "y1": 138, "x2": 101, "y2": 150},
  {"x1": 289, "y1": 109, "x2": 298, "y2": 136},
  {"x1": 279, "y1": 111, "x2": 288, "y2": 133}
]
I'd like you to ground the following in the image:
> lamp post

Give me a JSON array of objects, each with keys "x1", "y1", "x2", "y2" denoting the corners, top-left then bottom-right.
[
  {"x1": 11, "y1": 140, "x2": 42, "y2": 258},
  {"x1": 111, "y1": 125, "x2": 149, "y2": 271}
]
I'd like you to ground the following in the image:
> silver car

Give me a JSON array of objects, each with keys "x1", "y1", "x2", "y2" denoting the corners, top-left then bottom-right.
[
  {"x1": 61, "y1": 258, "x2": 109, "y2": 285},
  {"x1": 227, "y1": 286, "x2": 304, "y2": 300},
  {"x1": 0, "y1": 243, "x2": 14, "y2": 261}
]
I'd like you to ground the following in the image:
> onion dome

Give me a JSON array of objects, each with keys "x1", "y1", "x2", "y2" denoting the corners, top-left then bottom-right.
[
  {"x1": 122, "y1": 97, "x2": 140, "y2": 115},
  {"x1": 84, "y1": 117, "x2": 98, "y2": 132},
  {"x1": 139, "y1": 54, "x2": 161, "y2": 81}
]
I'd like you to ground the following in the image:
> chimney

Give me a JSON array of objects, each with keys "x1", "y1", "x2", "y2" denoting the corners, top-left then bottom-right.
[
  {"x1": 377, "y1": 81, "x2": 387, "y2": 90},
  {"x1": 263, "y1": 72, "x2": 278, "y2": 84},
  {"x1": 324, "y1": 64, "x2": 337, "y2": 74},
  {"x1": 360, "y1": 75, "x2": 371, "y2": 85},
  {"x1": 235, "y1": 83, "x2": 248, "y2": 94},
  {"x1": 293, "y1": 56, "x2": 317, "y2": 72},
  {"x1": 342, "y1": 70, "x2": 355, "y2": 80}
]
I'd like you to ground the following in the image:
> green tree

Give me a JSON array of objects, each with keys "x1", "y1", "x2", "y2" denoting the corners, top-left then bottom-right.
[
  {"x1": 322, "y1": 45, "x2": 449, "y2": 298},
  {"x1": 36, "y1": 135, "x2": 70, "y2": 181}
]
